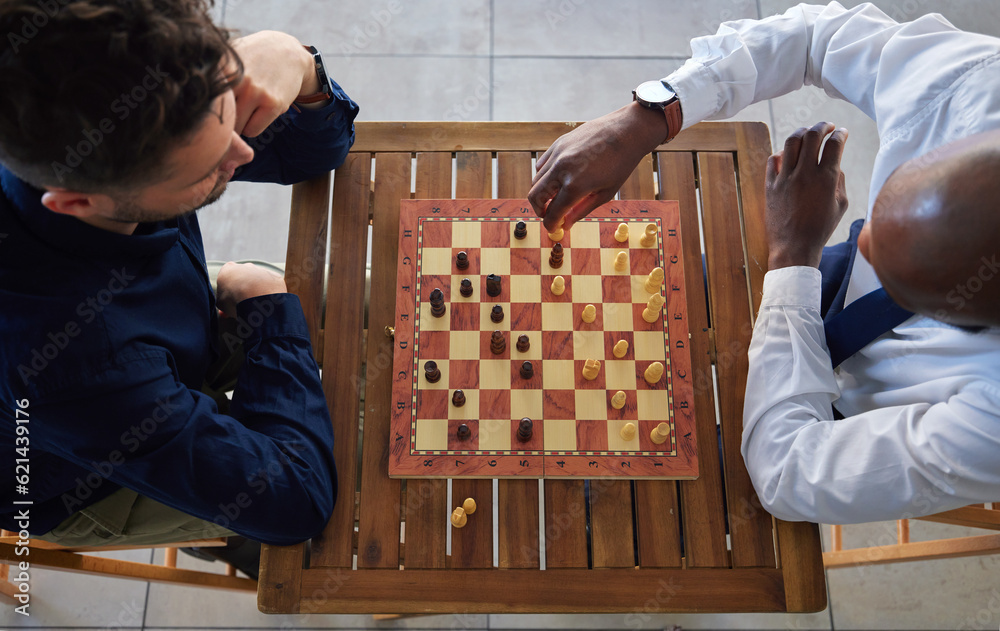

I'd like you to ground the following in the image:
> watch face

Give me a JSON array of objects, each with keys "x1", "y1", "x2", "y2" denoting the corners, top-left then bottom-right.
[{"x1": 634, "y1": 80, "x2": 676, "y2": 106}]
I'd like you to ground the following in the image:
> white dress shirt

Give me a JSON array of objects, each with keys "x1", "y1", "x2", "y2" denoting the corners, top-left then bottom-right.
[{"x1": 663, "y1": 2, "x2": 1000, "y2": 523}]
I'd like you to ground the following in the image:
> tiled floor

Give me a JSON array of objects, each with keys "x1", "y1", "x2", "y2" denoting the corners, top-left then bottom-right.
[{"x1": 10, "y1": 1, "x2": 1000, "y2": 629}]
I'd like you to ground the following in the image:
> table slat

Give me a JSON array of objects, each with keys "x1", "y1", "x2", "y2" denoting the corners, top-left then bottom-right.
[
  {"x1": 257, "y1": 544, "x2": 304, "y2": 614},
  {"x1": 356, "y1": 152, "x2": 411, "y2": 568},
  {"x1": 311, "y1": 155, "x2": 372, "y2": 568},
  {"x1": 543, "y1": 479, "x2": 589, "y2": 568},
  {"x1": 657, "y1": 151, "x2": 730, "y2": 568},
  {"x1": 698, "y1": 152, "x2": 776, "y2": 568},
  {"x1": 284, "y1": 174, "x2": 331, "y2": 362},
  {"x1": 402, "y1": 152, "x2": 455, "y2": 569},
  {"x1": 449, "y1": 151, "x2": 495, "y2": 569},
  {"x1": 497, "y1": 151, "x2": 542, "y2": 569},
  {"x1": 589, "y1": 479, "x2": 636, "y2": 568}
]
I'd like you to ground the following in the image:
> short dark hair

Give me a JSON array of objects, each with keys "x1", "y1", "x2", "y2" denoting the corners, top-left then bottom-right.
[{"x1": 0, "y1": 0, "x2": 243, "y2": 192}]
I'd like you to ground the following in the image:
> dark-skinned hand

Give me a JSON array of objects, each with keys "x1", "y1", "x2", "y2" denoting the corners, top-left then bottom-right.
[{"x1": 766, "y1": 121, "x2": 850, "y2": 270}]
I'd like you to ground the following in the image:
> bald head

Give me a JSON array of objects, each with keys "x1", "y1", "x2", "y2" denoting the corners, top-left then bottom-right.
[{"x1": 860, "y1": 129, "x2": 1000, "y2": 328}]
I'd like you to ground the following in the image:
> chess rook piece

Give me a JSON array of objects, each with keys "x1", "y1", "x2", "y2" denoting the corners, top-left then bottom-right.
[
  {"x1": 462, "y1": 498, "x2": 477, "y2": 514},
  {"x1": 517, "y1": 418, "x2": 533, "y2": 441},
  {"x1": 550, "y1": 275, "x2": 565, "y2": 296},
  {"x1": 613, "y1": 339, "x2": 629, "y2": 358},
  {"x1": 581, "y1": 304, "x2": 597, "y2": 324},
  {"x1": 491, "y1": 304, "x2": 505, "y2": 323},
  {"x1": 513, "y1": 221, "x2": 528, "y2": 240},
  {"x1": 490, "y1": 330, "x2": 506, "y2": 355},
  {"x1": 486, "y1": 273, "x2": 502, "y2": 297},
  {"x1": 650, "y1": 422, "x2": 670, "y2": 445},
  {"x1": 644, "y1": 361, "x2": 665, "y2": 384},
  {"x1": 459, "y1": 278, "x2": 473, "y2": 297},
  {"x1": 520, "y1": 361, "x2": 534, "y2": 379},
  {"x1": 614, "y1": 222, "x2": 629, "y2": 243},
  {"x1": 611, "y1": 390, "x2": 627, "y2": 410},
  {"x1": 429, "y1": 287, "x2": 446, "y2": 318},
  {"x1": 549, "y1": 243, "x2": 564, "y2": 269},
  {"x1": 424, "y1": 361, "x2": 441, "y2": 383},
  {"x1": 516, "y1": 334, "x2": 530, "y2": 352},
  {"x1": 581, "y1": 358, "x2": 600, "y2": 381},
  {"x1": 614, "y1": 251, "x2": 628, "y2": 272},
  {"x1": 451, "y1": 507, "x2": 467, "y2": 528},
  {"x1": 452, "y1": 389, "x2": 466, "y2": 407},
  {"x1": 644, "y1": 266, "x2": 664, "y2": 293},
  {"x1": 456, "y1": 423, "x2": 471, "y2": 440},
  {"x1": 642, "y1": 293, "x2": 664, "y2": 323},
  {"x1": 640, "y1": 223, "x2": 658, "y2": 247},
  {"x1": 620, "y1": 422, "x2": 637, "y2": 441},
  {"x1": 456, "y1": 251, "x2": 469, "y2": 270}
]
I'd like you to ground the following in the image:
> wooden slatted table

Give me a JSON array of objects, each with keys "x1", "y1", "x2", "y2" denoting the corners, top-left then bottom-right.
[{"x1": 258, "y1": 121, "x2": 826, "y2": 615}]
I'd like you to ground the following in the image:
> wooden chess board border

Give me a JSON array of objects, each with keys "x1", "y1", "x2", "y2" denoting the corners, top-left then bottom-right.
[{"x1": 390, "y1": 199, "x2": 698, "y2": 479}]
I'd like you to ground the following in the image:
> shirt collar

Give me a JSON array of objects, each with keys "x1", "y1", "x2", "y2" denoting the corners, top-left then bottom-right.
[{"x1": 0, "y1": 166, "x2": 179, "y2": 259}]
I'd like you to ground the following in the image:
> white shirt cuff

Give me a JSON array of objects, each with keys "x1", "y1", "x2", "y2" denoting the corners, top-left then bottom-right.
[
  {"x1": 665, "y1": 61, "x2": 721, "y2": 131},
  {"x1": 760, "y1": 266, "x2": 823, "y2": 309}
]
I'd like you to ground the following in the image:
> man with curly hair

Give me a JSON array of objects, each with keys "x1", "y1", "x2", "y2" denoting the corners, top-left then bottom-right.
[{"x1": 0, "y1": 0, "x2": 358, "y2": 576}]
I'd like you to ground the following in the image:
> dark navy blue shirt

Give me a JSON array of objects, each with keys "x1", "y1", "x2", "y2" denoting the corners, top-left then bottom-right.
[{"x1": 0, "y1": 85, "x2": 358, "y2": 545}]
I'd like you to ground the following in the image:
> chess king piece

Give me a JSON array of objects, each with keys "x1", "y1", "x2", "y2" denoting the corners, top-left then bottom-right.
[
  {"x1": 581, "y1": 304, "x2": 597, "y2": 324},
  {"x1": 644, "y1": 361, "x2": 664, "y2": 384},
  {"x1": 486, "y1": 273, "x2": 502, "y2": 297},
  {"x1": 491, "y1": 304, "x2": 505, "y2": 323},
  {"x1": 424, "y1": 360, "x2": 441, "y2": 383},
  {"x1": 614, "y1": 222, "x2": 629, "y2": 243},
  {"x1": 650, "y1": 422, "x2": 670, "y2": 445},
  {"x1": 457, "y1": 423, "x2": 471, "y2": 440},
  {"x1": 517, "y1": 418, "x2": 533, "y2": 441},
  {"x1": 452, "y1": 389, "x2": 466, "y2": 407},
  {"x1": 614, "y1": 251, "x2": 628, "y2": 272},
  {"x1": 520, "y1": 361, "x2": 534, "y2": 379},
  {"x1": 611, "y1": 390, "x2": 627, "y2": 410},
  {"x1": 429, "y1": 287, "x2": 446, "y2": 318},
  {"x1": 548, "y1": 242, "x2": 564, "y2": 268},
  {"x1": 640, "y1": 223, "x2": 658, "y2": 247},
  {"x1": 462, "y1": 498, "x2": 477, "y2": 514},
  {"x1": 644, "y1": 266, "x2": 664, "y2": 293},
  {"x1": 451, "y1": 507, "x2": 468, "y2": 528},
  {"x1": 513, "y1": 221, "x2": 527, "y2": 240},
  {"x1": 490, "y1": 330, "x2": 506, "y2": 355},
  {"x1": 459, "y1": 278, "x2": 473, "y2": 297},
  {"x1": 516, "y1": 334, "x2": 530, "y2": 352},
  {"x1": 582, "y1": 358, "x2": 601, "y2": 380},
  {"x1": 642, "y1": 293, "x2": 664, "y2": 323},
  {"x1": 620, "y1": 422, "x2": 637, "y2": 441},
  {"x1": 550, "y1": 275, "x2": 565, "y2": 296},
  {"x1": 613, "y1": 339, "x2": 629, "y2": 358},
  {"x1": 456, "y1": 251, "x2": 470, "y2": 270}
]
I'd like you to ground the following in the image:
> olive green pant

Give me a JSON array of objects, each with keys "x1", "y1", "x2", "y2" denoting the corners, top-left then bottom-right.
[{"x1": 36, "y1": 260, "x2": 284, "y2": 547}]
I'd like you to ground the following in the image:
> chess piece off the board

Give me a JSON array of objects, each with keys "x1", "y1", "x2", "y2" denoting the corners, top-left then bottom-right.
[
  {"x1": 456, "y1": 251, "x2": 469, "y2": 270},
  {"x1": 424, "y1": 361, "x2": 441, "y2": 383},
  {"x1": 642, "y1": 294, "x2": 664, "y2": 323},
  {"x1": 550, "y1": 275, "x2": 565, "y2": 296},
  {"x1": 429, "y1": 288, "x2": 446, "y2": 318},
  {"x1": 451, "y1": 507, "x2": 468, "y2": 528},
  {"x1": 645, "y1": 267, "x2": 664, "y2": 294},
  {"x1": 452, "y1": 390, "x2": 466, "y2": 407},
  {"x1": 513, "y1": 221, "x2": 527, "y2": 240},
  {"x1": 614, "y1": 222, "x2": 629, "y2": 242},
  {"x1": 459, "y1": 278, "x2": 473, "y2": 297},
  {"x1": 516, "y1": 334, "x2": 530, "y2": 352},
  {"x1": 581, "y1": 358, "x2": 600, "y2": 380},
  {"x1": 650, "y1": 422, "x2": 670, "y2": 445},
  {"x1": 490, "y1": 330, "x2": 506, "y2": 355},
  {"x1": 486, "y1": 273, "x2": 502, "y2": 297},
  {"x1": 517, "y1": 418, "x2": 533, "y2": 441},
  {"x1": 644, "y1": 361, "x2": 664, "y2": 384},
  {"x1": 549, "y1": 243, "x2": 564, "y2": 268},
  {"x1": 640, "y1": 223, "x2": 658, "y2": 247}
]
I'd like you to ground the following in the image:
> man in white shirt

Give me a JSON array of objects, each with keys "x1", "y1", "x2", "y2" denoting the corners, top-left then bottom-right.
[{"x1": 527, "y1": 1, "x2": 1000, "y2": 524}]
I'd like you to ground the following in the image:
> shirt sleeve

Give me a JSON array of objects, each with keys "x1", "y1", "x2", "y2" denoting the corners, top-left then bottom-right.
[
  {"x1": 742, "y1": 267, "x2": 1000, "y2": 523},
  {"x1": 233, "y1": 78, "x2": 360, "y2": 185},
  {"x1": 663, "y1": 1, "x2": 995, "y2": 136},
  {"x1": 30, "y1": 294, "x2": 336, "y2": 546}
]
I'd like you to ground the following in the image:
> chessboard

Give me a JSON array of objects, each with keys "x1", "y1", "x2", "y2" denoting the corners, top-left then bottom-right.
[{"x1": 389, "y1": 199, "x2": 698, "y2": 479}]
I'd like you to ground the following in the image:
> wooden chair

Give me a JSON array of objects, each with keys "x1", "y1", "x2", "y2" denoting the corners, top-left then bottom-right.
[
  {"x1": 0, "y1": 531, "x2": 256, "y2": 602},
  {"x1": 825, "y1": 504, "x2": 1000, "y2": 568}
]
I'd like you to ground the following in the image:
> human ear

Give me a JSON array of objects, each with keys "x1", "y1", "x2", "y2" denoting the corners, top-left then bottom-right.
[{"x1": 40, "y1": 190, "x2": 114, "y2": 218}]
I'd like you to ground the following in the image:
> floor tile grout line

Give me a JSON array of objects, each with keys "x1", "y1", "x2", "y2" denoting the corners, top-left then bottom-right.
[
  {"x1": 142, "y1": 548, "x2": 154, "y2": 631},
  {"x1": 321, "y1": 53, "x2": 691, "y2": 61}
]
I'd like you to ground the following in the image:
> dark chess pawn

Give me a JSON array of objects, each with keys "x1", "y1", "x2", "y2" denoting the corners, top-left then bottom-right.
[
  {"x1": 513, "y1": 221, "x2": 527, "y2": 240},
  {"x1": 517, "y1": 418, "x2": 533, "y2": 442},
  {"x1": 452, "y1": 389, "x2": 466, "y2": 407},
  {"x1": 490, "y1": 305, "x2": 505, "y2": 323},
  {"x1": 490, "y1": 330, "x2": 506, "y2": 355},
  {"x1": 520, "y1": 361, "x2": 534, "y2": 379},
  {"x1": 456, "y1": 251, "x2": 469, "y2": 270},
  {"x1": 516, "y1": 334, "x2": 530, "y2": 352},
  {"x1": 459, "y1": 278, "x2": 473, "y2": 297},
  {"x1": 424, "y1": 361, "x2": 441, "y2": 383},
  {"x1": 429, "y1": 288, "x2": 446, "y2": 318},
  {"x1": 456, "y1": 423, "x2": 471, "y2": 440},
  {"x1": 549, "y1": 243, "x2": 564, "y2": 268},
  {"x1": 486, "y1": 273, "x2": 502, "y2": 297}
]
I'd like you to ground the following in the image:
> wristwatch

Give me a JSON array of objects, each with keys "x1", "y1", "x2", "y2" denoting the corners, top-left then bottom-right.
[
  {"x1": 295, "y1": 45, "x2": 335, "y2": 104},
  {"x1": 633, "y1": 80, "x2": 683, "y2": 145}
]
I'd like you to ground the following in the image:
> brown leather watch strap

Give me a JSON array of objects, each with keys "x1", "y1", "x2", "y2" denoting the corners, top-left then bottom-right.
[
  {"x1": 662, "y1": 99, "x2": 683, "y2": 144},
  {"x1": 294, "y1": 91, "x2": 331, "y2": 104}
]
